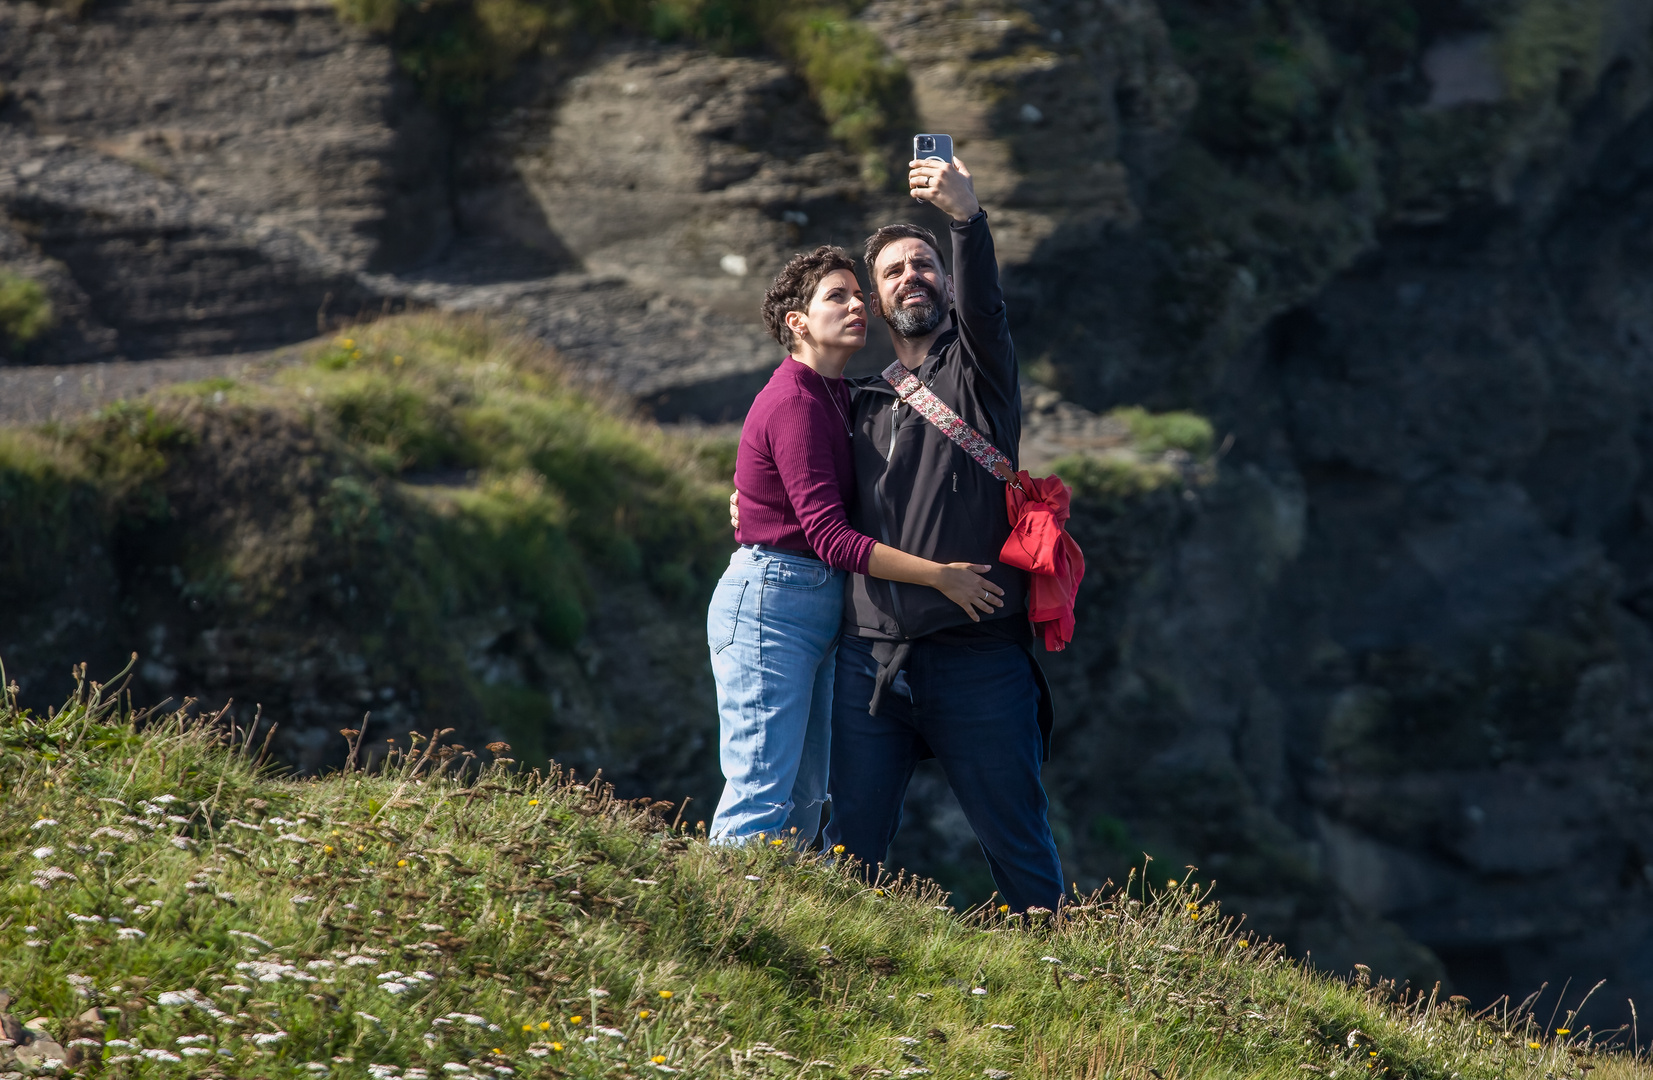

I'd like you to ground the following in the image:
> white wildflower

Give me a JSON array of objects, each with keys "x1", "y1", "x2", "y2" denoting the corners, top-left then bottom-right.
[
  {"x1": 989, "y1": 1024, "x2": 1015, "y2": 1031},
  {"x1": 971, "y1": 987, "x2": 988, "y2": 996},
  {"x1": 381, "y1": 983, "x2": 409, "y2": 995},
  {"x1": 176, "y1": 1036, "x2": 211, "y2": 1045},
  {"x1": 150, "y1": 794, "x2": 179, "y2": 804},
  {"x1": 99, "y1": 798, "x2": 127, "y2": 807},
  {"x1": 24, "y1": 939, "x2": 44, "y2": 947},
  {"x1": 170, "y1": 836, "x2": 193, "y2": 850},
  {"x1": 899, "y1": 1071, "x2": 932, "y2": 1077},
  {"x1": 744, "y1": 875, "x2": 761, "y2": 881},
  {"x1": 405, "y1": 1071, "x2": 428, "y2": 1080},
  {"x1": 306, "y1": 959, "x2": 336, "y2": 971},
  {"x1": 228, "y1": 930, "x2": 273, "y2": 949},
  {"x1": 158, "y1": 991, "x2": 194, "y2": 1006},
  {"x1": 410, "y1": 970, "x2": 436, "y2": 982},
  {"x1": 66, "y1": 975, "x2": 95, "y2": 993},
  {"x1": 227, "y1": 819, "x2": 264, "y2": 832},
  {"x1": 32, "y1": 846, "x2": 54, "y2": 859},
  {"x1": 31, "y1": 865, "x2": 77, "y2": 887},
  {"x1": 367, "y1": 1066, "x2": 400, "y2": 1079},
  {"x1": 107, "y1": 1039, "x2": 136, "y2": 1048},
  {"x1": 442, "y1": 1065, "x2": 470, "y2": 1074},
  {"x1": 304, "y1": 1063, "x2": 329, "y2": 1073},
  {"x1": 221, "y1": 984, "x2": 252, "y2": 993},
  {"x1": 375, "y1": 971, "x2": 405, "y2": 982},
  {"x1": 419, "y1": 923, "x2": 445, "y2": 932},
  {"x1": 278, "y1": 833, "x2": 311, "y2": 845},
  {"x1": 250, "y1": 1031, "x2": 286, "y2": 1047},
  {"x1": 69, "y1": 913, "x2": 104, "y2": 924},
  {"x1": 588, "y1": 989, "x2": 610, "y2": 998},
  {"x1": 67, "y1": 1038, "x2": 102, "y2": 1048},
  {"x1": 141, "y1": 1049, "x2": 182, "y2": 1062},
  {"x1": 31, "y1": 819, "x2": 57, "y2": 830},
  {"x1": 344, "y1": 955, "x2": 377, "y2": 967},
  {"x1": 216, "y1": 891, "x2": 236, "y2": 901},
  {"x1": 984, "y1": 1071, "x2": 1012, "y2": 1080},
  {"x1": 291, "y1": 895, "x2": 314, "y2": 905},
  {"x1": 182, "y1": 1047, "x2": 212, "y2": 1057},
  {"x1": 166, "y1": 815, "x2": 191, "y2": 825},
  {"x1": 1040, "y1": 956, "x2": 1062, "y2": 964},
  {"x1": 596, "y1": 1026, "x2": 627, "y2": 1039},
  {"x1": 631, "y1": 878, "x2": 659, "y2": 885},
  {"x1": 355, "y1": 1013, "x2": 382, "y2": 1025},
  {"x1": 895, "y1": 1037, "x2": 920, "y2": 1046},
  {"x1": 493, "y1": 1068, "x2": 516, "y2": 1076}
]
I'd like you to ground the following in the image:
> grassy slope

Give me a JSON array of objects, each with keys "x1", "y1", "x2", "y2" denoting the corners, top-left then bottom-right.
[
  {"x1": 0, "y1": 313, "x2": 733, "y2": 780},
  {"x1": 2, "y1": 678, "x2": 1645, "y2": 1080}
]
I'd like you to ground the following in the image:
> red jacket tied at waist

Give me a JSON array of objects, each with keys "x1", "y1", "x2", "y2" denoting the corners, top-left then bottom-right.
[{"x1": 999, "y1": 472, "x2": 1084, "y2": 651}]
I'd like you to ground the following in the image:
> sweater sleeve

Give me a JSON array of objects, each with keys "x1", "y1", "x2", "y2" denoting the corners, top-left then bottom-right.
[{"x1": 766, "y1": 394, "x2": 877, "y2": 575}]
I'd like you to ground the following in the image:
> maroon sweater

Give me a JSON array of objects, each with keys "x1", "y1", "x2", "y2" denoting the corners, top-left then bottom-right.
[{"x1": 733, "y1": 357, "x2": 876, "y2": 575}]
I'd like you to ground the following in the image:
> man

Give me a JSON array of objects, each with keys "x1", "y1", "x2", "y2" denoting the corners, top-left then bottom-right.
[{"x1": 824, "y1": 155, "x2": 1063, "y2": 912}]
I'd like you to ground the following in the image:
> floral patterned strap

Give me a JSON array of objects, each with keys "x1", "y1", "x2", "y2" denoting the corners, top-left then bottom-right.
[{"x1": 883, "y1": 361, "x2": 1023, "y2": 491}]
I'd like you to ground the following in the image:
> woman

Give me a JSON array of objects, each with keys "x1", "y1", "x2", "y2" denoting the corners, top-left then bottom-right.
[{"x1": 707, "y1": 246, "x2": 1003, "y2": 845}]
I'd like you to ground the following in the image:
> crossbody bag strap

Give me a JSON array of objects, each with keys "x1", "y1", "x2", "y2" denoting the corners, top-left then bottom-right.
[{"x1": 882, "y1": 360, "x2": 1024, "y2": 491}]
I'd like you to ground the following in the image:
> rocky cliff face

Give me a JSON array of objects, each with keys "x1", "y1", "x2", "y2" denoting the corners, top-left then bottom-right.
[{"x1": 4, "y1": 0, "x2": 1653, "y2": 1029}]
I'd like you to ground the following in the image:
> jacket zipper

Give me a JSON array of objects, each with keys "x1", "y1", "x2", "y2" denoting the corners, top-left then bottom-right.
[{"x1": 872, "y1": 395, "x2": 908, "y2": 634}]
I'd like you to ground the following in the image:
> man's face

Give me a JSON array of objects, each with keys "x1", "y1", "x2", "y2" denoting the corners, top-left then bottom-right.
[{"x1": 870, "y1": 237, "x2": 952, "y2": 339}]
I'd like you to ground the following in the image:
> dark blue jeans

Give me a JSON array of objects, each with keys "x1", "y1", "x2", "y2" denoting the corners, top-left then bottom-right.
[{"x1": 823, "y1": 634, "x2": 1064, "y2": 912}]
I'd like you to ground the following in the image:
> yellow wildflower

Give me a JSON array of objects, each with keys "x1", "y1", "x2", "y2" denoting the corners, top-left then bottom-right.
[
  {"x1": 323, "y1": 845, "x2": 335, "y2": 854},
  {"x1": 638, "y1": 1010, "x2": 651, "y2": 1019},
  {"x1": 550, "y1": 1042, "x2": 563, "y2": 1052},
  {"x1": 1236, "y1": 939, "x2": 1250, "y2": 948},
  {"x1": 397, "y1": 859, "x2": 408, "y2": 867},
  {"x1": 1556, "y1": 1029, "x2": 1571, "y2": 1036},
  {"x1": 529, "y1": 799, "x2": 539, "y2": 806},
  {"x1": 770, "y1": 839, "x2": 784, "y2": 847},
  {"x1": 658, "y1": 991, "x2": 672, "y2": 1000},
  {"x1": 998, "y1": 904, "x2": 1010, "y2": 913},
  {"x1": 1528, "y1": 1042, "x2": 1542, "y2": 1050},
  {"x1": 832, "y1": 845, "x2": 845, "y2": 854},
  {"x1": 522, "y1": 1024, "x2": 533, "y2": 1032},
  {"x1": 568, "y1": 1015, "x2": 582, "y2": 1025},
  {"x1": 538, "y1": 1021, "x2": 551, "y2": 1031},
  {"x1": 651, "y1": 1056, "x2": 666, "y2": 1065}
]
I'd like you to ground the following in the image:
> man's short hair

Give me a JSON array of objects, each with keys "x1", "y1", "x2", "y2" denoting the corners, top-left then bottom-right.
[
  {"x1": 762, "y1": 245, "x2": 858, "y2": 351},
  {"x1": 863, "y1": 224, "x2": 945, "y2": 279}
]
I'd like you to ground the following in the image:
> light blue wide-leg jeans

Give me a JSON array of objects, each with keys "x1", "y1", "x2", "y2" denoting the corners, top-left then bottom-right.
[{"x1": 707, "y1": 545, "x2": 842, "y2": 846}]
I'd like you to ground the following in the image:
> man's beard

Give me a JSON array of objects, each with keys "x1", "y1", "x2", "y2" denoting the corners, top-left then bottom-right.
[{"x1": 884, "y1": 283, "x2": 944, "y2": 339}]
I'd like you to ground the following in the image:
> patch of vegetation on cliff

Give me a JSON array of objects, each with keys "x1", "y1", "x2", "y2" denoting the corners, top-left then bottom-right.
[
  {"x1": 333, "y1": 0, "x2": 907, "y2": 155},
  {"x1": 1050, "y1": 407, "x2": 1216, "y2": 503},
  {"x1": 0, "y1": 270, "x2": 54, "y2": 347},
  {"x1": 2, "y1": 677, "x2": 1643, "y2": 1080},
  {"x1": 0, "y1": 313, "x2": 731, "y2": 765}
]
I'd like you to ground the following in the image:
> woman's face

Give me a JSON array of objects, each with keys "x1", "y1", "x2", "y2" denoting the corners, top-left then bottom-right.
[{"x1": 789, "y1": 269, "x2": 867, "y2": 352}]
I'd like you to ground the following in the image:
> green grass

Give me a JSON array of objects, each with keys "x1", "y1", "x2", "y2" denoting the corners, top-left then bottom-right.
[
  {"x1": 0, "y1": 312, "x2": 732, "y2": 758},
  {"x1": 332, "y1": 0, "x2": 908, "y2": 158},
  {"x1": 1, "y1": 673, "x2": 1646, "y2": 1080},
  {"x1": 0, "y1": 270, "x2": 54, "y2": 347}
]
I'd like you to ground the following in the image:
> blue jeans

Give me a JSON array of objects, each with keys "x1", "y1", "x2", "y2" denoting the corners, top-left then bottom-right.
[
  {"x1": 824, "y1": 634, "x2": 1064, "y2": 912},
  {"x1": 707, "y1": 546, "x2": 843, "y2": 845}
]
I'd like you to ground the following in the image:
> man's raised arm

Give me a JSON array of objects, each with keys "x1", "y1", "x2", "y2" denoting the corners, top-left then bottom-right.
[{"x1": 908, "y1": 154, "x2": 1015, "y2": 403}]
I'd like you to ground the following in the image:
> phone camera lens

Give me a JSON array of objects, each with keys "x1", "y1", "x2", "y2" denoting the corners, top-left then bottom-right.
[{"x1": 918, "y1": 136, "x2": 934, "y2": 152}]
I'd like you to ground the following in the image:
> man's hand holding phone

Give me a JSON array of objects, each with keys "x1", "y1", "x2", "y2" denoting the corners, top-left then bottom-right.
[{"x1": 909, "y1": 154, "x2": 980, "y2": 222}]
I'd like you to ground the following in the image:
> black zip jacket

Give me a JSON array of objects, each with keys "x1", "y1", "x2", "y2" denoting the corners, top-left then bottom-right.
[
  {"x1": 845, "y1": 209, "x2": 1026, "y2": 639},
  {"x1": 843, "y1": 210, "x2": 1052, "y2": 752}
]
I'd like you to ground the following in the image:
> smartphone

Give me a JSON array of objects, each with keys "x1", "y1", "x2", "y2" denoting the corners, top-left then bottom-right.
[{"x1": 913, "y1": 133, "x2": 953, "y2": 163}]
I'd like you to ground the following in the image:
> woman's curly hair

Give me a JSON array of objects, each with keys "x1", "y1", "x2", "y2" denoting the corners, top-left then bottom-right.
[{"x1": 762, "y1": 246, "x2": 858, "y2": 351}]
